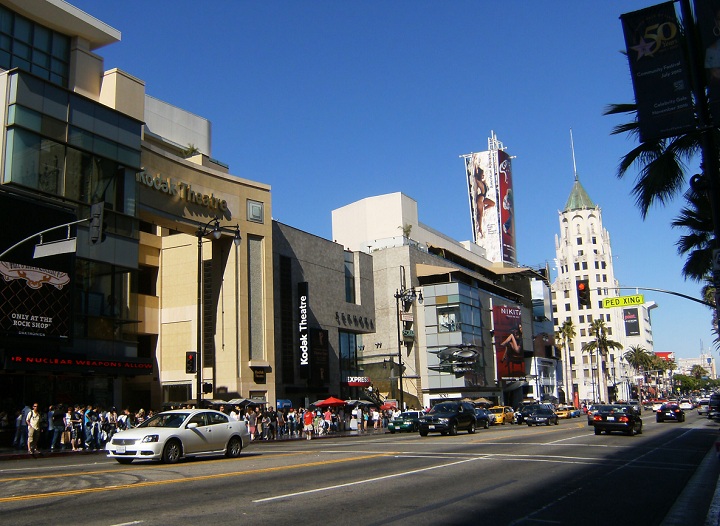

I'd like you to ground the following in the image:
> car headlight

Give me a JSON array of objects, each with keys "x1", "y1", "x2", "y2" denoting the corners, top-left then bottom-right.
[{"x1": 141, "y1": 435, "x2": 160, "y2": 443}]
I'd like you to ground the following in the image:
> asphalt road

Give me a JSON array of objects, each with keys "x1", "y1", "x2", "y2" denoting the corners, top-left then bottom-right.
[{"x1": 0, "y1": 411, "x2": 717, "y2": 526}]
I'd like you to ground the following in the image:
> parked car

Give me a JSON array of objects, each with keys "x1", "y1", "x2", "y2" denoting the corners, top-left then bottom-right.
[
  {"x1": 106, "y1": 409, "x2": 250, "y2": 464},
  {"x1": 656, "y1": 403, "x2": 686, "y2": 423},
  {"x1": 592, "y1": 404, "x2": 643, "y2": 436},
  {"x1": 418, "y1": 401, "x2": 477, "y2": 436},
  {"x1": 489, "y1": 406, "x2": 515, "y2": 425},
  {"x1": 568, "y1": 407, "x2": 582, "y2": 418},
  {"x1": 697, "y1": 399, "x2": 710, "y2": 416},
  {"x1": 525, "y1": 406, "x2": 559, "y2": 426},
  {"x1": 474, "y1": 408, "x2": 492, "y2": 429},
  {"x1": 388, "y1": 411, "x2": 424, "y2": 433}
]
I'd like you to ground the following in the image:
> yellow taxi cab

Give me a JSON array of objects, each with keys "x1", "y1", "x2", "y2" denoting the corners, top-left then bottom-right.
[
  {"x1": 555, "y1": 405, "x2": 571, "y2": 419},
  {"x1": 489, "y1": 405, "x2": 515, "y2": 425}
]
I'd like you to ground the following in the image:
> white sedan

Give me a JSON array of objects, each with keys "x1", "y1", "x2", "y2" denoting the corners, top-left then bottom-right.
[
  {"x1": 678, "y1": 399, "x2": 693, "y2": 410},
  {"x1": 106, "y1": 409, "x2": 250, "y2": 464}
]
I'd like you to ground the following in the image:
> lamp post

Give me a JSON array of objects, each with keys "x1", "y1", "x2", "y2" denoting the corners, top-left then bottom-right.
[
  {"x1": 196, "y1": 217, "x2": 241, "y2": 408},
  {"x1": 393, "y1": 267, "x2": 422, "y2": 411}
]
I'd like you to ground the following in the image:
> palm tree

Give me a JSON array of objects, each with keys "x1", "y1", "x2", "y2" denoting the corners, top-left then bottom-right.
[
  {"x1": 583, "y1": 319, "x2": 623, "y2": 402},
  {"x1": 605, "y1": 103, "x2": 720, "y2": 348},
  {"x1": 623, "y1": 345, "x2": 651, "y2": 374},
  {"x1": 555, "y1": 319, "x2": 576, "y2": 406},
  {"x1": 691, "y1": 364, "x2": 709, "y2": 379}
]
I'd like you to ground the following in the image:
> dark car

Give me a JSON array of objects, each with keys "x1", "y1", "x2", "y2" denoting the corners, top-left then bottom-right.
[
  {"x1": 656, "y1": 403, "x2": 686, "y2": 423},
  {"x1": 515, "y1": 404, "x2": 543, "y2": 424},
  {"x1": 592, "y1": 404, "x2": 643, "y2": 436},
  {"x1": 525, "y1": 406, "x2": 559, "y2": 426},
  {"x1": 708, "y1": 393, "x2": 720, "y2": 418},
  {"x1": 387, "y1": 411, "x2": 424, "y2": 433},
  {"x1": 474, "y1": 408, "x2": 492, "y2": 429},
  {"x1": 418, "y1": 401, "x2": 477, "y2": 436}
]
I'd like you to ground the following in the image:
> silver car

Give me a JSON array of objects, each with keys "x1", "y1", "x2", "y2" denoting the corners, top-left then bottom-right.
[{"x1": 106, "y1": 409, "x2": 250, "y2": 464}]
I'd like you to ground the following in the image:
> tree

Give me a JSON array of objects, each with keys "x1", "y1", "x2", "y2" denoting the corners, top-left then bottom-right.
[
  {"x1": 182, "y1": 143, "x2": 200, "y2": 158},
  {"x1": 555, "y1": 319, "x2": 576, "y2": 405},
  {"x1": 691, "y1": 364, "x2": 709, "y2": 379},
  {"x1": 605, "y1": 102, "x2": 720, "y2": 348},
  {"x1": 624, "y1": 344, "x2": 651, "y2": 374},
  {"x1": 583, "y1": 319, "x2": 623, "y2": 402},
  {"x1": 398, "y1": 223, "x2": 412, "y2": 239}
]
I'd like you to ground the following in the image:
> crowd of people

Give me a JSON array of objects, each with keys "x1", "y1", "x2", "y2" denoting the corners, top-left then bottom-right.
[
  {"x1": 8, "y1": 403, "x2": 150, "y2": 454},
  {"x1": 4, "y1": 401, "x2": 406, "y2": 453}
]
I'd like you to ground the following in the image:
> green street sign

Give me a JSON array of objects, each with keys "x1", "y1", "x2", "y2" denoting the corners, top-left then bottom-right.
[{"x1": 602, "y1": 294, "x2": 645, "y2": 308}]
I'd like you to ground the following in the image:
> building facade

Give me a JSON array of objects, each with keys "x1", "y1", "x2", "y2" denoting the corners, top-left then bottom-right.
[
  {"x1": 272, "y1": 221, "x2": 376, "y2": 409},
  {"x1": 0, "y1": 0, "x2": 274, "y2": 417},
  {"x1": 552, "y1": 176, "x2": 656, "y2": 406},
  {"x1": 332, "y1": 192, "x2": 556, "y2": 409}
]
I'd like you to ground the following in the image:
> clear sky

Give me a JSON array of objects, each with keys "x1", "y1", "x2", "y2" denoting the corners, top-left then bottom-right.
[{"x1": 68, "y1": 0, "x2": 715, "y2": 360}]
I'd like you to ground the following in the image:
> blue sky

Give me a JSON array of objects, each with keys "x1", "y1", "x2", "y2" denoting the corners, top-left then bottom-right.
[{"x1": 69, "y1": 0, "x2": 714, "y2": 360}]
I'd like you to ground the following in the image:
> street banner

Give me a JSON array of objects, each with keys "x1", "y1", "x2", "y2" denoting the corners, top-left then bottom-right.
[
  {"x1": 694, "y1": 0, "x2": 720, "y2": 125},
  {"x1": 621, "y1": 2, "x2": 696, "y2": 141}
]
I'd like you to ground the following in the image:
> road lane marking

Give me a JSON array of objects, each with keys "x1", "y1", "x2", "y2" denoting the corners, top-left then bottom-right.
[
  {"x1": 0, "y1": 453, "x2": 386, "y2": 503},
  {"x1": 252, "y1": 457, "x2": 482, "y2": 503}
]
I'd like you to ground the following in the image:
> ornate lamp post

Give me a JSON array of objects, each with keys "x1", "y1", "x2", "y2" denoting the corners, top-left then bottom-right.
[
  {"x1": 393, "y1": 267, "x2": 422, "y2": 411},
  {"x1": 196, "y1": 217, "x2": 241, "y2": 408}
]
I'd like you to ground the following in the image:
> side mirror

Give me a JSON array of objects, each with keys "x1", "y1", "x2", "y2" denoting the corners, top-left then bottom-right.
[{"x1": 187, "y1": 422, "x2": 198, "y2": 429}]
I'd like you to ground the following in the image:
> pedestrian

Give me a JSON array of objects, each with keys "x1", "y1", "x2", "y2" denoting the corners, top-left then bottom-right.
[
  {"x1": 247, "y1": 408, "x2": 257, "y2": 440},
  {"x1": 26, "y1": 403, "x2": 42, "y2": 454},
  {"x1": 303, "y1": 407, "x2": 314, "y2": 440}
]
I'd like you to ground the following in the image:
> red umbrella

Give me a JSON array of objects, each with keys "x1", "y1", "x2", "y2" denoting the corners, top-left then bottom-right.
[
  {"x1": 313, "y1": 396, "x2": 347, "y2": 407},
  {"x1": 380, "y1": 403, "x2": 396, "y2": 411}
]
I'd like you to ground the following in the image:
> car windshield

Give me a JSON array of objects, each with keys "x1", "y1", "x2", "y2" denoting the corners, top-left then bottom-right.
[
  {"x1": 429, "y1": 403, "x2": 458, "y2": 413},
  {"x1": 597, "y1": 405, "x2": 628, "y2": 413},
  {"x1": 138, "y1": 412, "x2": 189, "y2": 428},
  {"x1": 398, "y1": 412, "x2": 415, "y2": 419}
]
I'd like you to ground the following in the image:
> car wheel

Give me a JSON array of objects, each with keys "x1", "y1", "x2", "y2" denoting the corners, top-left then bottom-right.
[
  {"x1": 527, "y1": 423, "x2": 532, "y2": 427},
  {"x1": 554, "y1": 418, "x2": 559, "y2": 425},
  {"x1": 656, "y1": 417, "x2": 662, "y2": 423},
  {"x1": 162, "y1": 439, "x2": 182, "y2": 464},
  {"x1": 115, "y1": 458, "x2": 133, "y2": 465},
  {"x1": 413, "y1": 423, "x2": 419, "y2": 432},
  {"x1": 389, "y1": 429, "x2": 395, "y2": 434},
  {"x1": 681, "y1": 415, "x2": 686, "y2": 422},
  {"x1": 625, "y1": 427, "x2": 634, "y2": 436},
  {"x1": 449, "y1": 422, "x2": 458, "y2": 436},
  {"x1": 637, "y1": 423, "x2": 643, "y2": 435},
  {"x1": 594, "y1": 427, "x2": 601, "y2": 435},
  {"x1": 226, "y1": 436, "x2": 242, "y2": 458},
  {"x1": 483, "y1": 420, "x2": 489, "y2": 429},
  {"x1": 419, "y1": 429, "x2": 428, "y2": 437},
  {"x1": 468, "y1": 421, "x2": 476, "y2": 434}
]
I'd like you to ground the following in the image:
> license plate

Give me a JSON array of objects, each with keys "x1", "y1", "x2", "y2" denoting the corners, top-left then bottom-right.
[
  {"x1": 606, "y1": 417, "x2": 615, "y2": 421},
  {"x1": 428, "y1": 425, "x2": 435, "y2": 430},
  {"x1": 117, "y1": 445, "x2": 126, "y2": 454},
  {"x1": 665, "y1": 412, "x2": 672, "y2": 416}
]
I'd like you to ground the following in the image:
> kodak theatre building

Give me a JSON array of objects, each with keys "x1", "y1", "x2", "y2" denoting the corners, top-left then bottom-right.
[{"x1": 0, "y1": 0, "x2": 274, "y2": 417}]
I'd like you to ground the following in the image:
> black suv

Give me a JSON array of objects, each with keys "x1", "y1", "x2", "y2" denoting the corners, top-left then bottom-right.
[
  {"x1": 418, "y1": 401, "x2": 477, "y2": 436},
  {"x1": 708, "y1": 393, "x2": 720, "y2": 418}
]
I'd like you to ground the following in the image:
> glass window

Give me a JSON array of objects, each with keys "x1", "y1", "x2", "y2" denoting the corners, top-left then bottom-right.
[
  {"x1": 344, "y1": 251, "x2": 355, "y2": 303},
  {"x1": 247, "y1": 199, "x2": 264, "y2": 223},
  {"x1": 438, "y1": 305, "x2": 460, "y2": 332},
  {"x1": 13, "y1": 16, "x2": 31, "y2": 43}
]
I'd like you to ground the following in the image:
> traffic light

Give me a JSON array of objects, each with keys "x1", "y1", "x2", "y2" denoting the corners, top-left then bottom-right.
[
  {"x1": 185, "y1": 351, "x2": 197, "y2": 374},
  {"x1": 576, "y1": 279, "x2": 591, "y2": 307},
  {"x1": 89, "y1": 201, "x2": 106, "y2": 244}
]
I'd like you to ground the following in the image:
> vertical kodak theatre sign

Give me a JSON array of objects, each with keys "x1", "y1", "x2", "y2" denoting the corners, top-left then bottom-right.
[
  {"x1": 136, "y1": 171, "x2": 229, "y2": 213},
  {"x1": 298, "y1": 282, "x2": 310, "y2": 376}
]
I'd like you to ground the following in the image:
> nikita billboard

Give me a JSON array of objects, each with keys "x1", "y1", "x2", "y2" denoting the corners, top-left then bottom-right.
[
  {"x1": 465, "y1": 139, "x2": 517, "y2": 265},
  {"x1": 493, "y1": 305, "x2": 525, "y2": 380},
  {"x1": 694, "y1": 0, "x2": 720, "y2": 125},
  {"x1": 623, "y1": 307, "x2": 640, "y2": 337}
]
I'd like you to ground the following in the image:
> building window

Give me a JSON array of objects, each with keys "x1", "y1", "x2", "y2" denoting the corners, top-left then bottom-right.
[
  {"x1": 344, "y1": 251, "x2": 355, "y2": 303},
  {"x1": 580, "y1": 329, "x2": 586, "y2": 337},
  {"x1": 247, "y1": 199, "x2": 264, "y2": 223},
  {"x1": 579, "y1": 315, "x2": 585, "y2": 323},
  {"x1": 582, "y1": 262, "x2": 588, "y2": 270},
  {"x1": 574, "y1": 262, "x2": 580, "y2": 271},
  {"x1": 578, "y1": 250, "x2": 584, "y2": 256},
  {"x1": 577, "y1": 237, "x2": 582, "y2": 245},
  {"x1": 438, "y1": 305, "x2": 460, "y2": 332},
  {"x1": 0, "y1": 5, "x2": 70, "y2": 87},
  {"x1": 592, "y1": 236, "x2": 597, "y2": 244}
]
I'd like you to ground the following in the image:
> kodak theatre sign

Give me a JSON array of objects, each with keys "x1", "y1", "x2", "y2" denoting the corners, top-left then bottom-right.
[{"x1": 137, "y1": 171, "x2": 229, "y2": 212}]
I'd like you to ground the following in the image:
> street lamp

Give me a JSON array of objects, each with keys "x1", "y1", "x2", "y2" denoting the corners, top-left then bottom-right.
[
  {"x1": 393, "y1": 267, "x2": 422, "y2": 411},
  {"x1": 196, "y1": 217, "x2": 241, "y2": 408}
]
